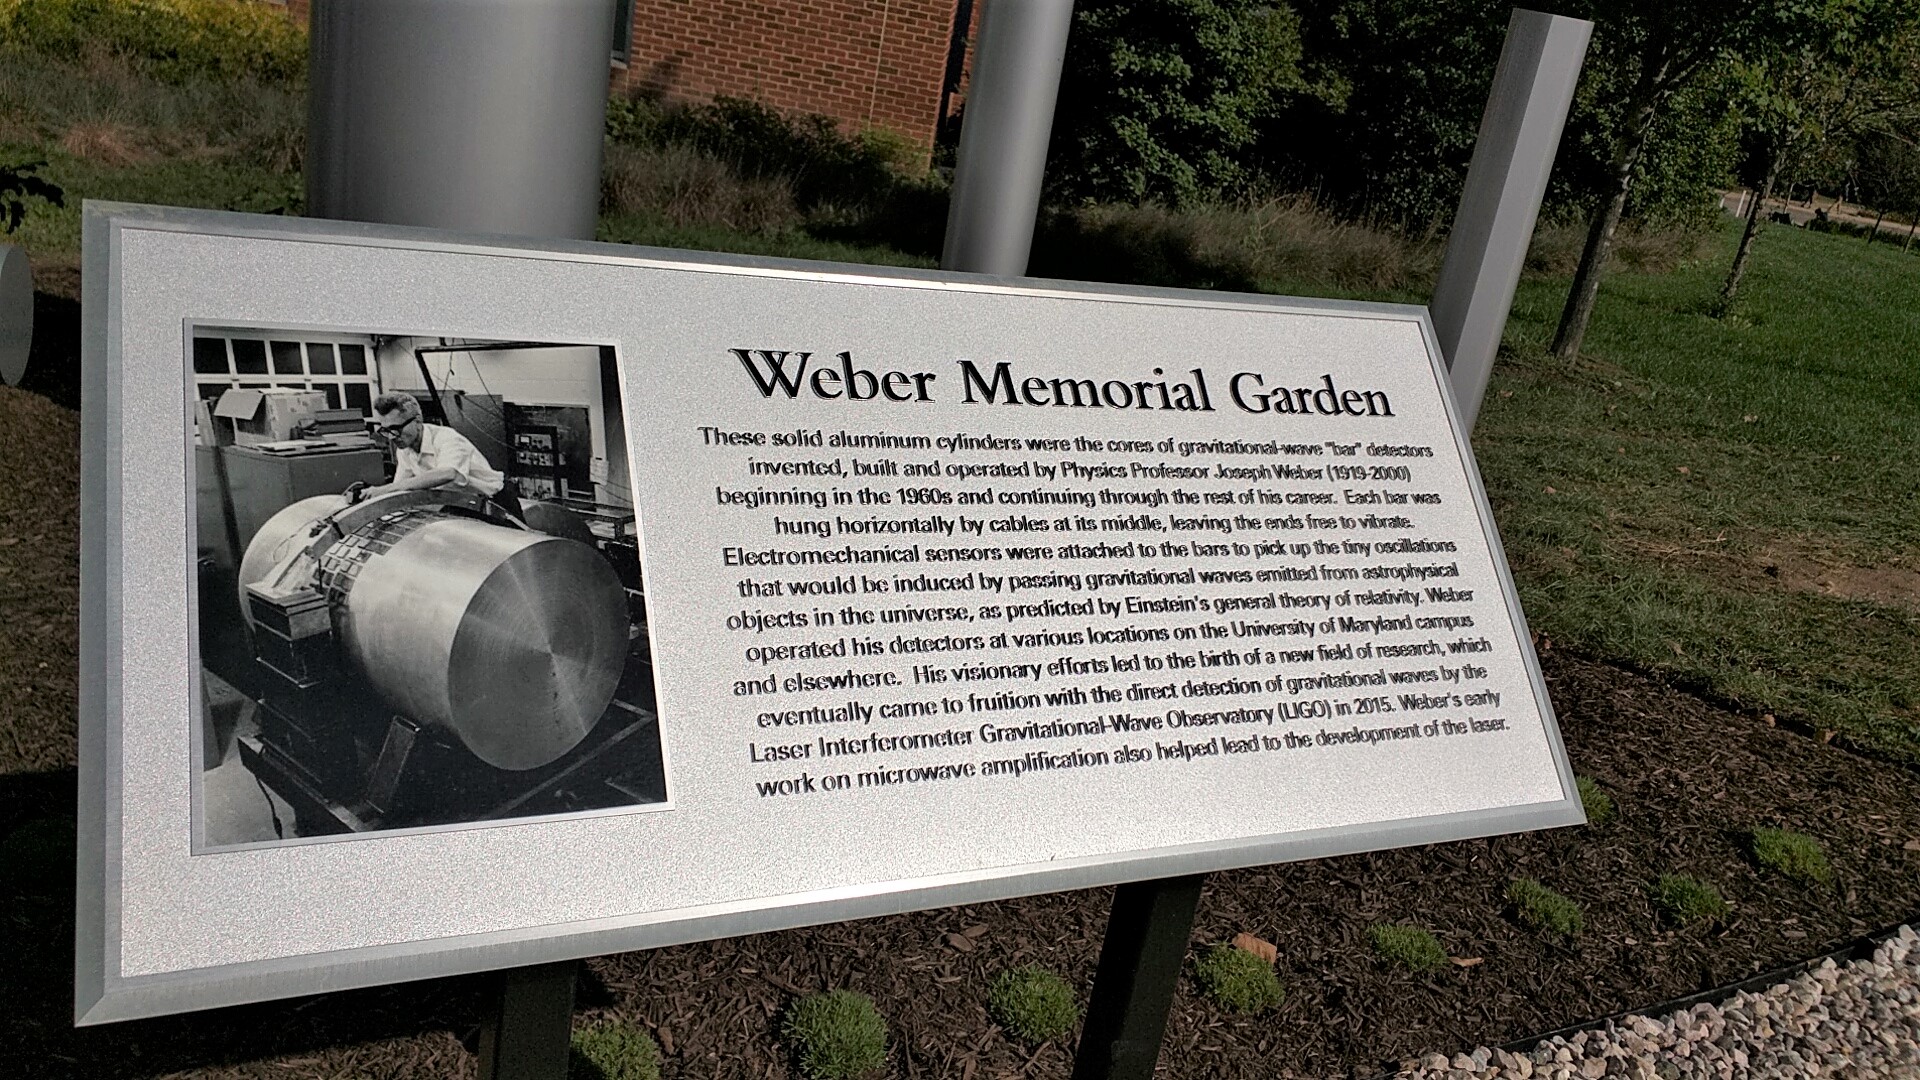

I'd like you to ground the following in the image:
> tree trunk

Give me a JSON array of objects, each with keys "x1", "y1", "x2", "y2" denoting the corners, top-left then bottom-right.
[
  {"x1": 1869, "y1": 206, "x2": 1885, "y2": 243},
  {"x1": 1905, "y1": 208, "x2": 1918, "y2": 252},
  {"x1": 1721, "y1": 148, "x2": 1781, "y2": 307},
  {"x1": 1551, "y1": 87, "x2": 1661, "y2": 363}
]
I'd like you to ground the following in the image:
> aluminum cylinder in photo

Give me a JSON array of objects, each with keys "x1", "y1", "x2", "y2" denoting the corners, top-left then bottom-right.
[
  {"x1": 306, "y1": 0, "x2": 616, "y2": 241},
  {"x1": 336, "y1": 516, "x2": 629, "y2": 771},
  {"x1": 238, "y1": 500, "x2": 629, "y2": 771},
  {"x1": 236, "y1": 494, "x2": 351, "y2": 610}
]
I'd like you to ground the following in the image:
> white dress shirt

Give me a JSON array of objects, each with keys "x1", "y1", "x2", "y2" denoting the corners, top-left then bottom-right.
[{"x1": 394, "y1": 423, "x2": 506, "y2": 497}]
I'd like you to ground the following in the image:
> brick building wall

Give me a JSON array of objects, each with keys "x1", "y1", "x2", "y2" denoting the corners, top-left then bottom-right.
[{"x1": 612, "y1": 0, "x2": 963, "y2": 149}]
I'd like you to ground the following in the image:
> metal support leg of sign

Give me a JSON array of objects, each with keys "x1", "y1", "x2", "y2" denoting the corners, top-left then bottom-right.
[
  {"x1": 0, "y1": 243, "x2": 30, "y2": 387},
  {"x1": 475, "y1": 961, "x2": 580, "y2": 1080},
  {"x1": 306, "y1": 4, "x2": 614, "y2": 1077},
  {"x1": 1429, "y1": 8, "x2": 1592, "y2": 431},
  {"x1": 1070, "y1": 875, "x2": 1207, "y2": 1080}
]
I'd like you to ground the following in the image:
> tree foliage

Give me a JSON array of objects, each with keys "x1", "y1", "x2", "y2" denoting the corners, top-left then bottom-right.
[
  {"x1": 1855, "y1": 125, "x2": 1920, "y2": 209},
  {"x1": 1260, "y1": 0, "x2": 1512, "y2": 225},
  {"x1": 0, "y1": 159, "x2": 63, "y2": 234},
  {"x1": 1720, "y1": 0, "x2": 1920, "y2": 303},
  {"x1": 1046, "y1": 0, "x2": 1312, "y2": 206},
  {"x1": 1249, "y1": 0, "x2": 1740, "y2": 230},
  {"x1": 1548, "y1": 0, "x2": 1865, "y2": 358}
]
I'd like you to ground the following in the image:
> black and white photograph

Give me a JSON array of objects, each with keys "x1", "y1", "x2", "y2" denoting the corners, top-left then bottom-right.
[{"x1": 191, "y1": 327, "x2": 668, "y2": 849}]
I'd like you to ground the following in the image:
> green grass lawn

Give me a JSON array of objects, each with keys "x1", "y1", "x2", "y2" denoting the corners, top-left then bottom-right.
[{"x1": 1479, "y1": 223, "x2": 1920, "y2": 764}]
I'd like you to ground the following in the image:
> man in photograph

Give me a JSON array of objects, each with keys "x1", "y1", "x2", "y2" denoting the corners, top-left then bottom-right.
[{"x1": 358, "y1": 391, "x2": 525, "y2": 519}]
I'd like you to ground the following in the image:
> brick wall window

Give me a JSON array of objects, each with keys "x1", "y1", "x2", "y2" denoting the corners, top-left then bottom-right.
[{"x1": 612, "y1": 0, "x2": 636, "y2": 65}]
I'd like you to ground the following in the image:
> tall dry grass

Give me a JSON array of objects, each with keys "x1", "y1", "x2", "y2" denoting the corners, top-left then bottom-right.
[
  {"x1": 0, "y1": 42, "x2": 303, "y2": 168},
  {"x1": 1031, "y1": 196, "x2": 1441, "y2": 295},
  {"x1": 599, "y1": 142, "x2": 802, "y2": 236},
  {"x1": 1525, "y1": 219, "x2": 1717, "y2": 276}
]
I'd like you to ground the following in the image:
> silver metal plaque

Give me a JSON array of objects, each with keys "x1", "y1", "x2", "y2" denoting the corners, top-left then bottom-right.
[{"x1": 77, "y1": 204, "x2": 1580, "y2": 1024}]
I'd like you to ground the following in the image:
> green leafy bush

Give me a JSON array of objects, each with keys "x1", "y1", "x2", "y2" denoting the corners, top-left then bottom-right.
[
  {"x1": 1366, "y1": 924, "x2": 1448, "y2": 972},
  {"x1": 1650, "y1": 874, "x2": 1728, "y2": 924},
  {"x1": 1508, "y1": 878, "x2": 1582, "y2": 937},
  {"x1": 1750, "y1": 828, "x2": 1832, "y2": 885},
  {"x1": 569, "y1": 1021, "x2": 661, "y2": 1080},
  {"x1": 0, "y1": 159, "x2": 63, "y2": 233},
  {"x1": 1192, "y1": 942, "x2": 1284, "y2": 1012},
  {"x1": 1576, "y1": 776, "x2": 1614, "y2": 826},
  {"x1": 782, "y1": 990, "x2": 886, "y2": 1080},
  {"x1": 1046, "y1": 0, "x2": 1310, "y2": 206},
  {"x1": 986, "y1": 965, "x2": 1079, "y2": 1044},
  {"x1": 0, "y1": 0, "x2": 306, "y2": 84}
]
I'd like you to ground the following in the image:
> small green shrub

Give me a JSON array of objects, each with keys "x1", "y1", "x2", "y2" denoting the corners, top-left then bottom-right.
[
  {"x1": 1650, "y1": 874, "x2": 1728, "y2": 924},
  {"x1": 0, "y1": 158, "x2": 63, "y2": 233},
  {"x1": 0, "y1": 0, "x2": 307, "y2": 84},
  {"x1": 1750, "y1": 828, "x2": 1832, "y2": 885},
  {"x1": 1193, "y1": 942, "x2": 1284, "y2": 1012},
  {"x1": 1576, "y1": 776, "x2": 1614, "y2": 826},
  {"x1": 986, "y1": 965, "x2": 1079, "y2": 1044},
  {"x1": 569, "y1": 1020, "x2": 661, "y2": 1080},
  {"x1": 1508, "y1": 878, "x2": 1582, "y2": 937},
  {"x1": 782, "y1": 990, "x2": 886, "y2": 1080},
  {"x1": 1367, "y1": 924, "x2": 1448, "y2": 972}
]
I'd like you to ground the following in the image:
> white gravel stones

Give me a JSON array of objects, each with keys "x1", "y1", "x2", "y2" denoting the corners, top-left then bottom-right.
[{"x1": 1393, "y1": 926, "x2": 1920, "y2": 1080}]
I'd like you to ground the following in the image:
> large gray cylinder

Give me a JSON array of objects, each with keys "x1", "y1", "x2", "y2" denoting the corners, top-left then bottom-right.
[
  {"x1": 240, "y1": 497, "x2": 630, "y2": 771},
  {"x1": 306, "y1": 0, "x2": 616, "y2": 240},
  {"x1": 940, "y1": 0, "x2": 1076, "y2": 276}
]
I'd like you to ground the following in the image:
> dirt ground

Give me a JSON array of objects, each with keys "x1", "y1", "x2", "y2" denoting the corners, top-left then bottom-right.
[{"x1": 4, "y1": 365, "x2": 1918, "y2": 1079}]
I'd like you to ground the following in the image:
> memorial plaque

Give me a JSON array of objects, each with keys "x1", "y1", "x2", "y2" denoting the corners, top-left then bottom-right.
[{"x1": 78, "y1": 205, "x2": 1579, "y2": 1023}]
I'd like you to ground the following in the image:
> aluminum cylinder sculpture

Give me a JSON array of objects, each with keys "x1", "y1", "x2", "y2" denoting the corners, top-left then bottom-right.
[
  {"x1": 305, "y1": 0, "x2": 615, "y2": 240},
  {"x1": 240, "y1": 496, "x2": 629, "y2": 771}
]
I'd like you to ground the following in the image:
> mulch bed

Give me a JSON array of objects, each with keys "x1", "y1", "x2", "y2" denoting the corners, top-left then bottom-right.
[{"x1": 4, "y1": 373, "x2": 1918, "y2": 1079}]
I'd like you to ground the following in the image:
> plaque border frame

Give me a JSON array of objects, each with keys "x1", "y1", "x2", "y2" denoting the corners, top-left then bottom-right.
[{"x1": 77, "y1": 203, "x2": 1582, "y2": 1025}]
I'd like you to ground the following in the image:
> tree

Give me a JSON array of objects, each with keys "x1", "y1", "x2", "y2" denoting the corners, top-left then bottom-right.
[
  {"x1": 1250, "y1": 0, "x2": 1742, "y2": 236},
  {"x1": 1550, "y1": 1, "x2": 1819, "y2": 362},
  {"x1": 1855, "y1": 125, "x2": 1920, "y2": 227},
  {"x1": 1265, "y1": 0, "x2": 1515, "y2": 226},
  {"x1": 1046, "y1": 0, "x2": 1312, "y2": 206},
  {"x1": 1720, "y1": 0, "x2": 1920, "y2": 305}
]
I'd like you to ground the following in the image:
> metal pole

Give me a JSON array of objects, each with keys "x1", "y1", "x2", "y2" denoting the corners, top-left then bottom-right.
[
  {"x1": 1070, "y1": 875, "x2": 1206, "y2": 1080},
  {"x1": 306, "y1": 0, "x2": 615, "y2": 240},
  {"x1": 475, "y1": 961, "x2": 579, "y2": 1080},
  {"x1": 1429, "y1": 8, "x2": 1592, "y2": 430},
  {"x1": 939, "y1": 0, "x2": 1076, "y2": 276},
  {"x1": 305, "y1": 5, "x2": 613, "y2": 1076}
]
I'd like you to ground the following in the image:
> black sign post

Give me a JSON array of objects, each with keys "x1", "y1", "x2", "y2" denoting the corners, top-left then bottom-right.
[
  {"x1": 1071, "y1": 876, "x2": 1207, "y2": 1080},
  {"x1": 477, "y1": 961, "x2": 580, "y2": 1080}
]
